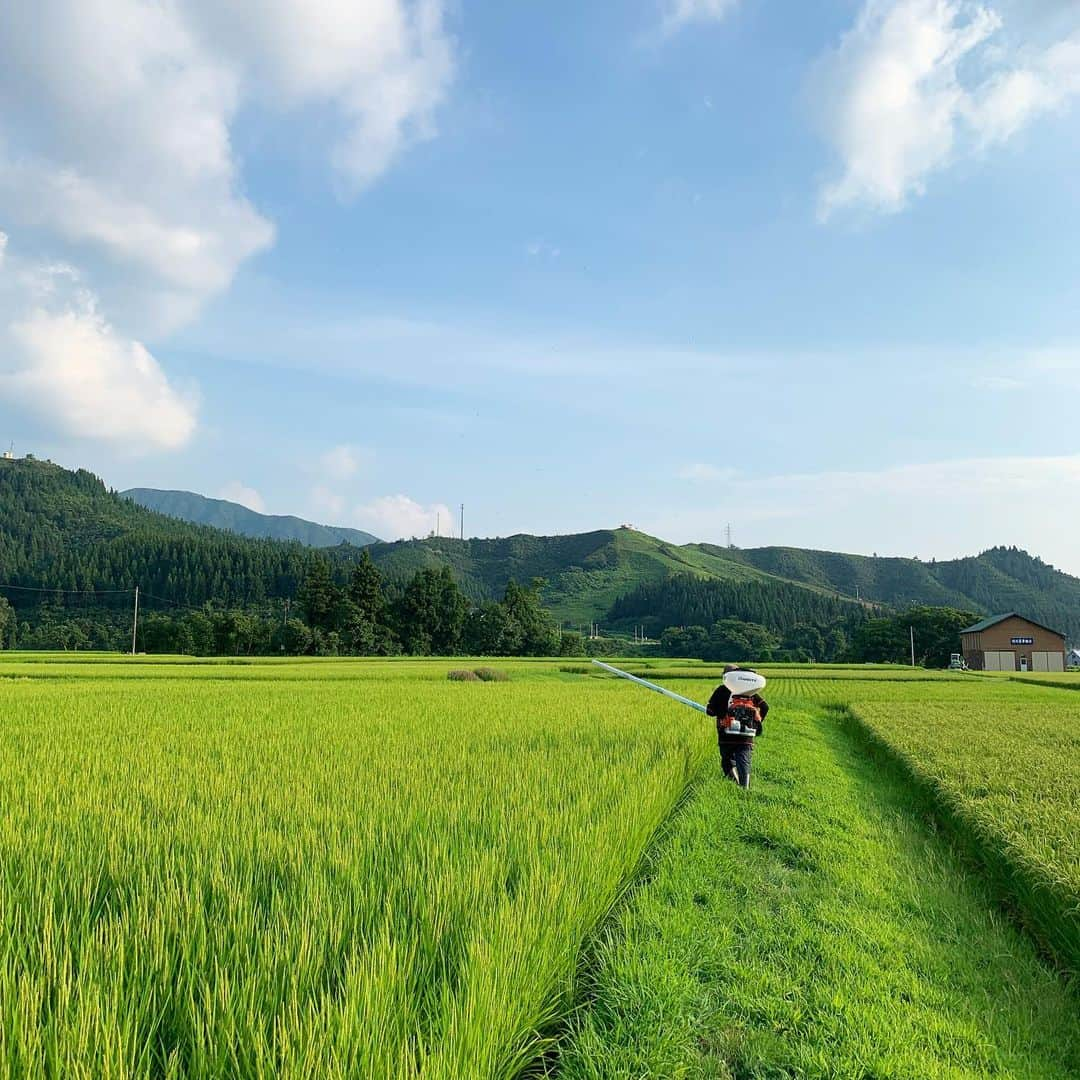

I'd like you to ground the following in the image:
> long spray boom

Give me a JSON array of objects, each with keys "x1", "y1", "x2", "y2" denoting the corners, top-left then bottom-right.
[{"x1": 591, "y1": 660, "x2": 708, "y2": 714}]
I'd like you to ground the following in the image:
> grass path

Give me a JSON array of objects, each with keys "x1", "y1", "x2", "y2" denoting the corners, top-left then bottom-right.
[{"x1": 556, "y1": 697, "x2": 1080, "y2": 1078}]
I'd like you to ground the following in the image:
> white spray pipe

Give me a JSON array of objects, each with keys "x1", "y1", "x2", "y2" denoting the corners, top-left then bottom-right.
[{"x1": 591, "y1": 660, "x2": 707, "y2": 714}]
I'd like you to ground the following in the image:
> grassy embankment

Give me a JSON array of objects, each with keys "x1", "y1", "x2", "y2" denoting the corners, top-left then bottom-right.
[
  {"x1": 559, "y1": 673, "x2": 1079, "y2": 1078},
  {"x1": 841, "y1": 676, "x2": 1080, "y2": 974}
]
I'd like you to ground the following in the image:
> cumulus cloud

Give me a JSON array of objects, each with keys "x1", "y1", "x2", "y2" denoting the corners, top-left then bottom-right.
[
  {"x1": 660, "y1": 0, "x2": 740, "y2": 35},
  {"x1": 353, "y1": 495, "x2": 453, "y2": 539},
  {"x1": 320, "y1": 444, "x2": 371, "y2": 481},
  {"x1": 218, "y1": 482, "x2": 266, "y2": 513},
  {"x1": 0, "y1": 255, "x2": 197, "y2": 451},
  {"x1": 184, "y1": 0, "x2": 455, "y2": 194},
  {"x1": 311, "y1": 486, "x2": 348, "y2": 522},
  {"x1": 0, "y1": 0, "x2": 455, "y2": 449},
  {"x1": 814, "y1": 0, "x2": 1080, "y2": 218}
]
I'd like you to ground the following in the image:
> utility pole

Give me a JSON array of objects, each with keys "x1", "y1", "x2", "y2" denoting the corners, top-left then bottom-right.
[
  {"x1": 284, "y1": 597, "x2": 291, "y2": 627},
  {"x1": 910, "y1": 625, "x2": 916, "y2": 668},
  {"x1": 436, "y1": 511, "x2": 440, "y2": 538},
  {"x1": 131, "y1": 585, "x2": 139, "y2": 656},
  {"x1": 460, "y1": 504, "x2": 464, "y2": 541},
  {"x1": 725, "y1": 523, "x2": 733, "y2": 549}
]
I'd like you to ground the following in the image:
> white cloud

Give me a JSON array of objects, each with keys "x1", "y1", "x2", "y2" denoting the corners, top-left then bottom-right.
[
  {"x1": 814, "y1": 0, "x2": 1080, "y2": 218},
  {"x1": 320, "y1": 444, "x2": 371, "y2": 481},
  {"x1": 972, "y1": 374, "x2": 1022, "y2": 390},
  {"x1": 184, "y1": 0, "x2": 454, "y2": 194},
  {"x1": 973, "y1": 34, "x2": 1080, "y2": 144},
  {"x1": 0, "y1": 241, "x2": 197, "y2": 453},
  {"x1": 218, "y1": 481, "x2": 266, "y2": 513},
  {"x1": 0, "y1": 293, "x2": 197, "y2": 453},
  {"x1": 0, "y1": 0, "x2": 455, "y2": 449},
  {"x1": 644, "y1": 453, "x2": 1080, "y2": 575},
  {"x1": 353, "y1": 494, "x2": 453, "y2": 539},
  {"x1": 661, "y1": 0, "x2": 740, "y2": 35},
  {"x1": 311, "y1": 485, "x2": 348, "y2": 522},
  {"x1": 0, "y1": 0, "x2": 272, "y2": 329},
  {"x1": 526, "y1": 240, "x2": 561, "y2": 259}
]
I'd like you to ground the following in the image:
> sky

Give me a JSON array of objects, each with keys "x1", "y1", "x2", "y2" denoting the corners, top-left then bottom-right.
[{"x1": 1, "y1": 0, "x2": 1079, "y2": 570}]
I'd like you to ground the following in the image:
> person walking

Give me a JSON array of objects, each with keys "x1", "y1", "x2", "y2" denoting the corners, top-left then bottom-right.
[{"x1": 706, "y1": 664, "x2": 768, "y2": 790}]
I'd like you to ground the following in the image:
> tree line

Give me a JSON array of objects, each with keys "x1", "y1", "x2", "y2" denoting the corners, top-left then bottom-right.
[
  {"x1": 609, "y1": 574, "x2": 866, "y2": 638},
  {"x1": 4, "y1": 552, "x2": 580, "y2": 658},
  {"x1": 651, "y1": 605, "x2": 975, "y2": 667}
]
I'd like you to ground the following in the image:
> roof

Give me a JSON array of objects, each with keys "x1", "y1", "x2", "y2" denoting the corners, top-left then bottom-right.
[{"x1": 960, "y1": 612, "x2": 1065, "y2": 638}]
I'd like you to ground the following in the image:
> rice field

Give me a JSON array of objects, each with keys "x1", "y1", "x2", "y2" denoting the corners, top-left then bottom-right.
[
  {"x1": 1, "y1": 656, "x2": 1077, "y2": 1077},
  {"x1": 0, "y1": 659, "x2": 705, "y2": 1078},
  {"x1": 842, "y1": 678, "x2": 1080, "y2": 973}
]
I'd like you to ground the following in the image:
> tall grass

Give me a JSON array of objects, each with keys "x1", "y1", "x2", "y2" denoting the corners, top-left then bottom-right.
[{"x1": 0, "y1": 665, "x2": 708, "y2": 1077}]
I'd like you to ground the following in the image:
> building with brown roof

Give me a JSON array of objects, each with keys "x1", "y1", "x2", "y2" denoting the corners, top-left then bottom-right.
[{"x1": 960, "y1": 613, "x2": 1066, "y2": 673}]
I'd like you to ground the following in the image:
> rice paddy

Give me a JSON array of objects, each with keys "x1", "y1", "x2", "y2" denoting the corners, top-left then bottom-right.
[{"x1": 0, "y1": 657, "x2": 1076, "y2": 1077}]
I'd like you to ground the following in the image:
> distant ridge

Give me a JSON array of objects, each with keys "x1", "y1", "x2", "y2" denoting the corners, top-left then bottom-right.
[
  {"x1": 359, "y1": 529, "x2": 1080, "y2": 639},
  {"x1": 123, "y1": 488, "x2": 380, "y2": 548},
  {"x1": 3, "y1": 458, "x2": 1075, "y2": 641}
]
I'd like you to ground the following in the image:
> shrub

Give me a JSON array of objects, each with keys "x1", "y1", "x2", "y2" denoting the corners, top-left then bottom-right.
[{"x1": 447, "y1": 669, "x2": 481, "y2": 682}]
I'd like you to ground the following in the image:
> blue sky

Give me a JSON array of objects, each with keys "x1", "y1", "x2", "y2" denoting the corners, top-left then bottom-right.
[{"x1": 2, "y1": 1, "x2": 1079, "y2": 570}]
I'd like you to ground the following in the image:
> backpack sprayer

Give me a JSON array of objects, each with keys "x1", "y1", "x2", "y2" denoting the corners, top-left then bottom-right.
[{"x1": 591, "y1": 661, "x2": 767, "y2": 737}]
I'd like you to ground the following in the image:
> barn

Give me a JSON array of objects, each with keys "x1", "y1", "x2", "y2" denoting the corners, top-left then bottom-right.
[{"x1": 960, "y1": 613, "x2": 1066, "y2": 673}]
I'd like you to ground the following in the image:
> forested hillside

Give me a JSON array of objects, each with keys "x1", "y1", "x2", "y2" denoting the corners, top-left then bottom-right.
[
  {"x1": 712, "y1": 544, "x2": 1080, "y2": 640},
  {"x1": 608, "y1": 575, "x2": 866, "y2": 638},
  {"x1": 3, "y1": 458, "x2": 1077, "y2": 654},
  {"x1": 0, "y1": 459, "x2": 317, "y2": 606},
  {"x1": 361, "y1": 528, "x2": 806, "y2": 626},
  {"x1": 124, "y1": 488, "x2": 379, "y2": 548}
]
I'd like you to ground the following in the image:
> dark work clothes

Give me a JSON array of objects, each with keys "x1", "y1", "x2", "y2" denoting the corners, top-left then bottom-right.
[
  {"x1": 706, "y1": 685, "x2": 769, "y2": 748},
  {"x1": 720, "y1": 744, "x2": 753, "y2": 789}
]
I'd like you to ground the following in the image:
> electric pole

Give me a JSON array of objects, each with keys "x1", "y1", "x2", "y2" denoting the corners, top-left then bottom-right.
[
  {"x1": 460, "y1": 503, "x2": 464, "y2": 541},
  {"x1": 131, "y1": 585, "x2": 139, "y2": 656},
  {"x1": 284, "y1": 597, "x2": 291, "y2": 628},
  {"x1": 910, "y1": 625, "x2": 916, "y2": 668}
]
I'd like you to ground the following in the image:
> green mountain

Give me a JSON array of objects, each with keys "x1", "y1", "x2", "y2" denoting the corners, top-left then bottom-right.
[
  {"x1": 1, "y1": 458, "x2": 318, "y2": 614},
  {"x1": 357, "y1": 529, "x2": 797, "y2": 627},
  {"x1": 361, "y1": 531, "x2": 1080, "y2": 639},
  {"x1": 123, "y1": 488, "x2": 379, "y2": 548},
  {"x1": 4, "y1": 457, "x2": 1078, "y2": 644},
  {"x1": 714, "y1": 545, "x2": 1080, "y2": 639}
]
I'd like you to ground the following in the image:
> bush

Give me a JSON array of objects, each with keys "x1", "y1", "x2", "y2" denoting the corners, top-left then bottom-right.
[
  {"x1": 474, "y1": 667, "x2": 510, "y2": 682},
  {"x1": 447, "y1": 670, "x2": 481, "y2": 682}
]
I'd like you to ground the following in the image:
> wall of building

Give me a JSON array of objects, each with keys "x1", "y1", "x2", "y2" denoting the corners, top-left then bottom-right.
[{"x1": 962, "y1": 616, "x2": 1066, "y2": 672}]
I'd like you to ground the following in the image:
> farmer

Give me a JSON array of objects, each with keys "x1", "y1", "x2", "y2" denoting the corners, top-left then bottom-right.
[{"x1": 706, "y1": 664, "x2": 768, "y2": 790}]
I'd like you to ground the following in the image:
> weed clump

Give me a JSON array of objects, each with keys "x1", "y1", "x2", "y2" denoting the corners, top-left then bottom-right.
[
  {"x1": 474, "y1": 667, "x2": 510, "y2": 682},
  {"x1": 447, "y1": 669, "x2": 481, "y2": 682}
]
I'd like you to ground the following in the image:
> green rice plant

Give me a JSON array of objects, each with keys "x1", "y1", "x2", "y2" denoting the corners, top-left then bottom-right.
[
  {"x1": 843, "y1": 679, "x2": 1080, "y2": 974},
  {"x1": 0, "y1": 660, "x2": 709, "y2": 1078}
]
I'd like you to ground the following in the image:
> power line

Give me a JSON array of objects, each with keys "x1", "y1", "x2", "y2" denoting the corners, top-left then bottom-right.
[{"x1": 0, "y1": 582, "x2": 133, "y2": 595}]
